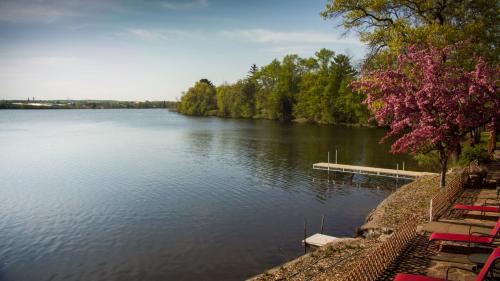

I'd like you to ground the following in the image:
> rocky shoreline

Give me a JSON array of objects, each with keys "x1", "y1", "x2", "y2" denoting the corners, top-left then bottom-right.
[{"x1": 249, "y1": 173, "x2": 446, "y2": 281}]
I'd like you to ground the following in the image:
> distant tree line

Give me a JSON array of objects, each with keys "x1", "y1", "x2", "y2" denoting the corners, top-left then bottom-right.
[
  {"x1": 178, "y1": 49, "x2": 370, "y2": 124},
  {"x1": 0, "y1": 100, "x2": 178, "y2": 110}
]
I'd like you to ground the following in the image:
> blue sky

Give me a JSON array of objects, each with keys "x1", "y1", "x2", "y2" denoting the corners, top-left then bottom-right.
[{"x1": 0, "y1": 0, "x2": 367, "y2": 101}]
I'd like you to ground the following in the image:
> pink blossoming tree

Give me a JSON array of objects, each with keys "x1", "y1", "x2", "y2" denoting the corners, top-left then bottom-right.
[{"x1": 353, "y1": 44, "x2": 499, "y2": 187}]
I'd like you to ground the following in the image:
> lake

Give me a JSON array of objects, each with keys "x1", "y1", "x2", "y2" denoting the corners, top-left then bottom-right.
[{"x1": 0, "y1": 109, "x2": 417, "y2": 281}]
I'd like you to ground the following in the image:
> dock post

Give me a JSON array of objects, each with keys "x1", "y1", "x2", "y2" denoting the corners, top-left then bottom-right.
[
  {"x1": 335, "y1": 149, "x2": 338, "y2": 164},
  {"x1": 403, "y1": 161, "x2": 405, "y2": 170},
  {"x1": 327, "y1": 152, "x2": 330, "y2": 182},
  {"x1": 396, "y1": 163, "x2": 399, "y2": 178},
  {"x1": 429, "y1": 199, "x2": 433, "y2": 222},
  {"x1": 303, "y1": 219, "x2": 308, "y2": 253},
  {"x1": 320, "y1": 215, "x2": 325, "y2": 234}
]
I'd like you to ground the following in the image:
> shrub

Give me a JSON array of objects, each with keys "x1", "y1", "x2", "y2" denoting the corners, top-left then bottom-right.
[
  {"x1": 414, "y1": 151, "x2": 441, "y2": 172},
  {"x1": 459, "y1": 145, "x2": 490, "y2": 165}
]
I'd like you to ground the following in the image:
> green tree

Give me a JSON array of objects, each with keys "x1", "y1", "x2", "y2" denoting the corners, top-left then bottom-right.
[
  {"x1": 254, "y1": 59, "x2": 281, "y2": 119},
  {"x1": 178, "y1": 79, "x2": 217, "y2": 116},
  {"x1": 294, "y1": 49, "x2": 366, "y2": 124},
  {"x1": 247, "y1": 64, "x2": 258, "y2": 80},
  {"x1": 330, "y1": 54, "x2": 366, "y2": 123},
  {"x1": 239, "y1": 79, "x2": 256, "y2": 118},
  {"x1": 179, "y1": 49, "x2": 369, "y2": 124},
  {"x1": 255, "y1": 55, "x2": 302, "y2": 120},
  {"x1": 322, "y1": 0, "x2": 499, "y2": 65},
  {"x1": 216, "y1": 80, "x2": 255, "y2": 118},
  {"x1": 216, "y1": 83, "x2": 232, "y2": 117}
]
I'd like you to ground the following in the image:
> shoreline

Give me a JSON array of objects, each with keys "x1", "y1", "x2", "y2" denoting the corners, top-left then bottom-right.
[
  {"x1": 2, "y1": 107, "x2": 378, "y2": 128},
  {"x1": 0, "y1": 100, "x2": 178, "y2": 110},
  {"x1": 249, "y1": 172, "x2": 445, "y2": 280},
  {"x1": 181, "y1": 111, "x2": 377, "y2": 127}
]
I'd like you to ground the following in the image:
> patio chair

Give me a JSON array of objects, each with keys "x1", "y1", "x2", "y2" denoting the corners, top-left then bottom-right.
[
  {"x1": 453, "y1": 203, "x2": 500, "y2": 218},
  {"x1": 454, "y1": 204, "x2": 499, "y2": 213},
  {"x1": 394, "y1": 247, "x2": 500, "y2": 280},
  {"x1": 428, "y1": 218, "x2": 500, "y2": 248}
]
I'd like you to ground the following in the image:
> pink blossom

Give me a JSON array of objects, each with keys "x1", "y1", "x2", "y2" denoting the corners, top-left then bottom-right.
[{"x1": 351, "y1": 44, "x2": 499, "y2": 158}]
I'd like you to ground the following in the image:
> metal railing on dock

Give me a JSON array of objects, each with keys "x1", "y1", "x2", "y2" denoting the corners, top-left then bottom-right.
[{"x1": 313, "y1": 162, "x2": 437, "y2": 180}]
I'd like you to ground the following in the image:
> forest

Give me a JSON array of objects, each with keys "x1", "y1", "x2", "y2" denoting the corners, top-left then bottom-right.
[{"x1": 177, "y1": 49, "x2": 370, "y2": 125}]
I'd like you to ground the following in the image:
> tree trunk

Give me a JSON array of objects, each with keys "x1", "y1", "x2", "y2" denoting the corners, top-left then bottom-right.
[
  {"x1": 450, "y1": 146, "x2": 460, "y2": 165},
  {"x1": 470, "y1": 127, "x2": 481, "y2": 146},
  {"x1": 487, "y1": 130, "x2": 496, "y2": 156},
  {"x1": 439, "y1": 148, "x2": 448, "y2": 188},
  {"x1": 470, "y1": 130, "x2": 476, "y2": 146}
]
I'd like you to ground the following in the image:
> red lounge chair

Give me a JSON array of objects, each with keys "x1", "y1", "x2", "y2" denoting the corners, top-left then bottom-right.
[
  {"x1": 454, "y1": 204, "x2": 499, "y2": 213},
  {"x1": 394, "y1": 247, "x2": 500, "y2": 280},
  {"x1": 429, "y1": 218, "x2": 500, "y2": 247}
]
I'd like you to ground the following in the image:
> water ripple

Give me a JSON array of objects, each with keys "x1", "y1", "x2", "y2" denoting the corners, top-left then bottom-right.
[{"x1": 0, "y1": 109, "x2": 416, "y2": 281}]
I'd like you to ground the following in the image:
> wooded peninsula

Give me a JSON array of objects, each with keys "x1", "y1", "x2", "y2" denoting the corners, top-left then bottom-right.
[{"x1": 177, "y1": 49, "x2": 369, "y2": 125}]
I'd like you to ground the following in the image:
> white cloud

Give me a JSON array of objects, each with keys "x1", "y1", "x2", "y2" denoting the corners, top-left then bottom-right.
[
  {"x1": 123, "y1": 28, "x2": 198, "y2": 40},
  {"x1": 0, "y1": 2, "x2": 75, "y2": 23},
  {"x1": 262, "y1": 46, "x2": 323, "y2": 55},
  {"x1": 67, "y1": 23, "x2": 91, "y2": 30},
  {"x1": 28, "y1": 56, "x2": 86, "y2": 66},
  {"x1": 220, "y1": 29, "x2": 362, "y2": 45},
  {"x1": 0, "y1": 0, "x2": 115, "y2": 23},
  {"x1": 127, "y1": 28, "x2": 161, "y2": 39},
  {"x1": 161, "y1": 0, "x2": 208, "y2": 11}
]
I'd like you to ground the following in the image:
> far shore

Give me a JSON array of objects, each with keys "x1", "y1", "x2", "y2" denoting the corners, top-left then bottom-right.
[{"x1": 0, "y1": 100, "x2": 178, "y2": 110}]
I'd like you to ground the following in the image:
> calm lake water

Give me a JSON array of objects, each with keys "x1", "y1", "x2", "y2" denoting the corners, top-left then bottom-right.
[{"x1": 0, "y1": 109, "x2": 417, "y2": 281}]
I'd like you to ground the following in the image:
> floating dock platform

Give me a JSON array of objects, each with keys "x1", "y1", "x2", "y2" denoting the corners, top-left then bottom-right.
[
  {"x1": 302, "y1": 233, "x2": 339, "y2": 247},
  {"x1": 313, "y1": 162, "x2": 437, "y2": 180}
]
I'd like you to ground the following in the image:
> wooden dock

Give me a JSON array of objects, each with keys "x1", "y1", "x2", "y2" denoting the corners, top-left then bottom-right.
[{"x1": 313, "y1": 162, "x2": 437, "y2": 180}]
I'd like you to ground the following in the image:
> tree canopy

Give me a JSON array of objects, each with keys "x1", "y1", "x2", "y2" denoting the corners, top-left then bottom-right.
[
  {"x1": 178, "y1": 49, "x2": 369, "y2": 124},
  {"x1": 178, "y1": 79, "x2": 217, "y2": 116},
  {"x1": 353, "y1": 43, "x2": 499, "y2": 186},
  {"x1": 322, "y1": 0, "x2": 499, "y2": 65}
]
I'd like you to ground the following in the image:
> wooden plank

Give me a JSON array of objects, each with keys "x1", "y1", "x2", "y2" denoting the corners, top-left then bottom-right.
[
  {"x1": 313, "y1": 162, "x2": 438, "y2": 179},
  {"x1": 302, "y1": 233, "x2": 339, "y2": 247}
]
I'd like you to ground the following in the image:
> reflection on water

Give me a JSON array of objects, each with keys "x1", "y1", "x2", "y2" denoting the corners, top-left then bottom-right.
[{"x1": 0, "y1": 109, "x2": 415, "y2": 281}]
